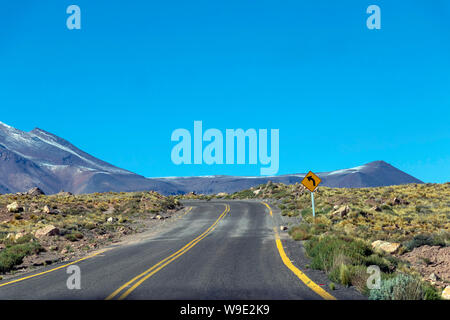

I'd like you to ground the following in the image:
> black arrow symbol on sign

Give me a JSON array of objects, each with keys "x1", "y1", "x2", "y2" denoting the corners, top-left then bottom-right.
[{"x1": 307, "y1": 176, "x2": 316, "y2": 186}]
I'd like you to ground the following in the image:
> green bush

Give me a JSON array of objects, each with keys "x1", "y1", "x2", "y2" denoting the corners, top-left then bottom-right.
[
  {"x1": 289, "y1": 223, "x2": 329, "y2": 241},
  {"x1": 369, "y1": 274, "x2": 425, "y2": 300},
  {"x1": 305, "y1": 236, "x2": 372, "y2": 272},
  {"x1": 233, "y1": 190, "x2": 255, "y2": 199},
  {"x1": 0, "y1": 241, "x2": 42, "y2": 273},
  {"x1": 329, "y1": 263, "x2": 352, "y2": 286},
  {"x1": 64, "y1": 231, "x2": 84, "y2": 242},
  {"x1": 289, "y1": 225, "x2": 311, "y2": 240},
  {"x1": 404, "y1": 233, "x2": 448, "y2": 251}
]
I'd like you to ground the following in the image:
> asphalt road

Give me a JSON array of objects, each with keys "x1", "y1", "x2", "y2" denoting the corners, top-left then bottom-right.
[{"x1": 0, "y1": 200, "x2": 362, "y2": 300}]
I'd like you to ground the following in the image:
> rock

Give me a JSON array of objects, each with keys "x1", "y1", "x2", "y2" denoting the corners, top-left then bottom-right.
[
  {"x1": 57, "y1": 191, "x2": 73, "y2": 196},
  {"x1": 7, "y1": 202, "x2": 23, "y2": 213},
  {"x1": 442, "y1": 286, "x2": 450, "y2": 300},
  {"x1": 429, "y1": 273, "x2": 439, "y2": 282},
  {"x1": 107, "y1": 217, "x2": 117, "y2": 223},
  {"x1": 332, "y1": 205, "x2": 350, "y2": 218},
  {"x1": 42, "y1": 205, "x2": 58, "y2": 214},
  {"x1": 26, "y1": 187, "x2": 45, "y2": 196},
  {"x1": 333, "y1": 205, "x2": 339, "y2": 210},
  {"x1": 391, "y1": 197, "x2": 409, "y2": 206},
  {"x1": 253, "y1": 189, "x2": 261, "y2": 195},
  {"x1": 34, "y1": 225, "x2": 59, "y2": 238},
  {"x1": 14, "y1": 232, "x2": 26, "y2": 241},
  {"x1": 6, "y1": 232, "x2": 27, "y2": 241},
  {"x1": 280, "y1": 226, "x2": 288, "y2": 231},
  {"x1": 371, "y1": 205, "x2": 382, "y2": 212},
  {"x1": 156, "y1": 215, "x2": 163, "y2": 220},
  {"x1": 371, "y1": 240, "x2": 402, "y2": 254},
  {"x1": 20, "y1": 252, "x2": 59, "y2": 267},
  {"x1": 216, "y1": 192, "x2": 228, "y2": 197}
]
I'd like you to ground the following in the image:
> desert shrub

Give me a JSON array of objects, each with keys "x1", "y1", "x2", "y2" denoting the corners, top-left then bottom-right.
[
  {"x1": 289, "y1": 225, "x2": 311, "y2": 240},
  {"x1": 329, "y1": 262, "x2": 352, "y2": 286},
  {"x1": 415, "y1": 205, "x2": 433, "y2": 214},
  {"x1": 348, "y1": 265, "x2": 371, "y2": 295},
  {"x1": 305, "y1": 236, "x2": 372, "y2": 272},
  {"x1": 64, "y1": 231, "x2": 84, "y2": 242},
  {"x1": 422, "y1": 283, "x2": 441, "y2": 300},
  {"x1": 369, "y1": 274, "x2": 424, "y2": 300},
  {"x1": 300, "y1": 208, "x2": 312, "y2": 216},
  {"x1": 233, "y1": 190, "x2": 255, "y2": 199},
  {"x1": 290, "y1": 223, "x2": 329, "y2": 241},
  {"x1": 161, "y1": 197, "x2": 178, "y2": 210},
  {"x1": 404, "y1": 233, "x2": 448, "y2": 251},
  {"x1": 0, "y1": 241, "x2": 42, "y2": 273},
  {"x1": 364, "y1": 254, "x2": 395, "y2": 273}
]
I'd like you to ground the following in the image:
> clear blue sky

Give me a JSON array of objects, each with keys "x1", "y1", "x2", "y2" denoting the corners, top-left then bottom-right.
[{"x1": 1, "y1": 1, "x2": 449, "y2": 182}]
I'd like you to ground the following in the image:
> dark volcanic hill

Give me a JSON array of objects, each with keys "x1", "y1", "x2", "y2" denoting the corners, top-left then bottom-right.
[
  {"x1": 152, "y1": 161, "x2": 424, "y2": 194},
  {"x1": 0, "y1": 122, "x2": 423, "y2": 195}
]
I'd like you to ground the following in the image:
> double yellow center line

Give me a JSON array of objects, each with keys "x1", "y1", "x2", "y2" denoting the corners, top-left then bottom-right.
[{"x1": 106, "y1": 204, "x2": 230, "y2": 300}]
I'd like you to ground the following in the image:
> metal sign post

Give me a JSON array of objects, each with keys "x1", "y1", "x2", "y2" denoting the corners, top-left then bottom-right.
[{"x1": 301, "y1": 171, "x2": 321, "y2": 219}]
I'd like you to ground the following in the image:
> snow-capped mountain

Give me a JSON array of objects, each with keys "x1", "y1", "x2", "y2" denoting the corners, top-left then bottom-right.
[
  {"x1": 0, "y1": 122, "x2": 423, "y2": 195},
  {"x1": 0, "y1": 122, "x2": 178, "y2": 194}
]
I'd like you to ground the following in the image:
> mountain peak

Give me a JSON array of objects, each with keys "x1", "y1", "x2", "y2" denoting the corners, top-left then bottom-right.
[
  {"x1": 0, "y1": 121, "x2": 17, "y2": 131},
  {"x1": 365, "y1": 160, "x2": 390, "y2": 166}
]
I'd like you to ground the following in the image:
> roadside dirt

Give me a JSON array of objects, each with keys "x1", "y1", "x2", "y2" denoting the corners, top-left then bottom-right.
[
  {"x1": 1, "y1": 206, "x2": 192, "y2": 280},
  {"x1": 401, "y1": 245, "x2": 450, "y2": 288}
]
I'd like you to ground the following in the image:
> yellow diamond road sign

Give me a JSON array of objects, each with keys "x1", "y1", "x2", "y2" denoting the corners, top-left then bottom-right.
[{"x1": 301, "y1": 171, "x2": 321, "y2": 192}]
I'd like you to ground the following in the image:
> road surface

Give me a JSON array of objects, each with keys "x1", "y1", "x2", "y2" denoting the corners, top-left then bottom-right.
[{"x1": 0, "y1": 200, "x2": 362, "y2": 300}]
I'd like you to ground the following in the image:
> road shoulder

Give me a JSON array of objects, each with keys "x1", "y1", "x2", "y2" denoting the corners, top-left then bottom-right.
[{"x1": 264, "y1": 200, "x2": 366, "y2": 300}]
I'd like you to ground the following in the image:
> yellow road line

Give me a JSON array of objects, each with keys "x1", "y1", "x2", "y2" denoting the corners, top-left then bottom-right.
[
  {"x1": 262, "y1": 202, "x2": 273, "y2": 216},
  {"x1": 0, "y1": 250, "x2": 105, "y2": 288},
  {"x1": 261, "y1": 201, "x2": 336, "y2": 300},
  {"x1": 113, "y1": 205, "x2": 229, "y2": 300},
  {"x1": 106, "y1": 204, "x2": 230, "y2": 300}
]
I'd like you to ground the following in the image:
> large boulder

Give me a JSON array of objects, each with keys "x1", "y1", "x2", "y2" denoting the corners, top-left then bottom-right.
[
  {"x1": 43, "y1": 205, "x2": 58, "y2": 214},
  {"x1": 34, "y1": 225, "x2": 59, "y2": 238},
  {"x1": 7, "y1": 202, "x2": 23, "y2": 213},
  {"x1": 26, "y1": 187, "x2": 45, "y2": 196},
  {"x1": 442, "y1": 286, "x2": 450, "y2": 300},
  {"x1": 371, "y1": 240, "x2": 402, "y2": 254},
  {"x1": 332, "y1": 205, "x2": 350, "y2": 218}
]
